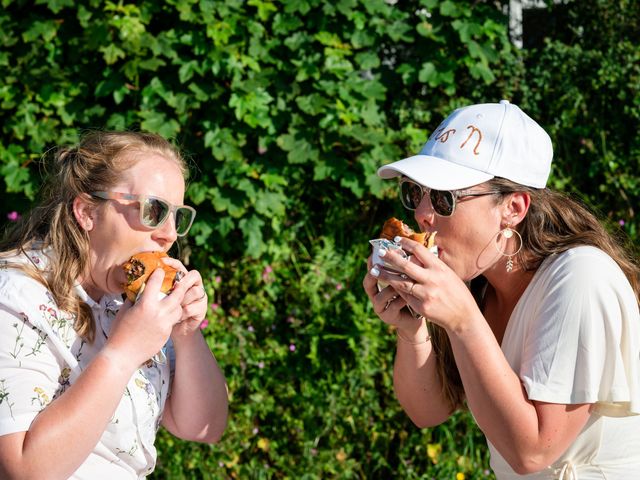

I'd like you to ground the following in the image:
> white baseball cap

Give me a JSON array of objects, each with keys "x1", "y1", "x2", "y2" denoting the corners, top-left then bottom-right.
[{"x1": 377, "y1": 100, "x2": 553, "y2": 190}]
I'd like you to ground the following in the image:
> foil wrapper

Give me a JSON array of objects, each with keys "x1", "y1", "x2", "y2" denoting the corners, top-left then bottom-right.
[{"x1": 369, "y1": 238, "x2": 438, "y2": 291}]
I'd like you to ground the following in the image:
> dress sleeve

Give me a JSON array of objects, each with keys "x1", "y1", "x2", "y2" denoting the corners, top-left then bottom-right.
[
  {"x1": 0, "y1": 278, "x2": 68, "y2": 435},
  {"x1": 519, "y1": 248, "x2": 640, "y2": 416}
]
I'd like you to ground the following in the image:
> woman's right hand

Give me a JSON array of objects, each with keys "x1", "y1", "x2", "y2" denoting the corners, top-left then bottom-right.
[
  {"x1": 363, "y1": 254, "x2": 426, "y2": 338},
  {"x1": 104, "y1": 268, "x2": 187, "y2": 369}
]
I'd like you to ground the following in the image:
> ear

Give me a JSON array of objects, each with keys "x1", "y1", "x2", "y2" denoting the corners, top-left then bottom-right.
[
  {"x1": 73, "y1": 194, "x2": 96, "y2": 231},
  {"x1": 502, "y1": 192, "x2": 531, "y2": 228}
]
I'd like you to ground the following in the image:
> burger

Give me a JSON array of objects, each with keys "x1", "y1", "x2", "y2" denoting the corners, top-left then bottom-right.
[
  {"x1": 122, "y1": 251, "x2": 184, "y2": 302},
  {"x1": 379, "y1": 217, "x2": 437, "y2": 251}
]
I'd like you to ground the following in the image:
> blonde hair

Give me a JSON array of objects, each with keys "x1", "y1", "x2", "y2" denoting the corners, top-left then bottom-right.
[
  {"x1": 430, "y1": 178, "x2": 640, "y2": 412},
  {"x1": 0, "y1": 131, "x2": 188, "y2": 342}
]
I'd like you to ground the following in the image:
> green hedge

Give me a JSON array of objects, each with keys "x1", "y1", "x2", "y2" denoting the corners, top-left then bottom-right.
[{"x1": 1, "y1": 0, "x2": 638, "y2": 478}]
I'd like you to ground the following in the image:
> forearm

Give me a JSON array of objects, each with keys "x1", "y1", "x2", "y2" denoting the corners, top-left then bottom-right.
[
  {"x1": 447, "y1": 320, "x2": 559, "y2": 472},
  {"x1": 164, "y1": 332, "x2": 228, "y2": 443},
  {"x1": 393, "y1": 322, "x2": 453, "y2": 426},
  {"x1": 4, "y1": 350, "x2": 135, "y2": 480}
]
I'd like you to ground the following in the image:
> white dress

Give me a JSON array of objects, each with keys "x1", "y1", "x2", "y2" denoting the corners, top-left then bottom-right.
[
  {"x1": 0, "y1": 249, "x2": 172, "y2": 479},
  {"x1": 489, "y1": 246, "x2": 640, "y2": 479}
]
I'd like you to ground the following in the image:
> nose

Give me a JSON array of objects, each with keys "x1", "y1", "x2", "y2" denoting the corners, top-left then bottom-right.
[
  {"x1": 414, "y1": 194, "x2": 436, "y2": 231},
  {"x1": 152, "y1": 212, "x2": 178, "y2": 246}
]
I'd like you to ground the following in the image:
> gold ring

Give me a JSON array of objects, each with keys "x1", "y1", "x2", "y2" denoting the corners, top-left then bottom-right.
[{"x1": 409, "y1": 282, "x2": 417, "y2": 296}]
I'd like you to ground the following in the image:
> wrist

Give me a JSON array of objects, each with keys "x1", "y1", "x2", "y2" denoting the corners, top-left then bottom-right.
[
  {"x1": 396, "y1": 328, "x2": 431, "y2": 345},
  {"x1": 95, "y1": 346, "x2": 139, "y2": 377},
  {"x1": 396, "y1": 318, "x2": 430, "y2": 345},
  {"x1": 171, "y1": 327, "x2": 204, "y2": 347}
]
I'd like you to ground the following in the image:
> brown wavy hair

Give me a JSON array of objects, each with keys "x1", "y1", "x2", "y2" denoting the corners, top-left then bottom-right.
[
  {"x1": 429, "y1": 177, "x2": 640, "y2": 412},
  {"x1": 0, "y1": 131, "x2": 188, "y2": 342}
]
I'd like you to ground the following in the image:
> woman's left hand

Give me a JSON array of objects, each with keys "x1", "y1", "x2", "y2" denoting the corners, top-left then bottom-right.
[
  {"x1": 161, "y1": 257, "x2": 208, "y2": 335},
  {"x1": 370, "y1": 237, "x2": 479, "y2": 333}
]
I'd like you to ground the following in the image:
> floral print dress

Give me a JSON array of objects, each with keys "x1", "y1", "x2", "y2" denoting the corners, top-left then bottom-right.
[{"x1": 0, "y1": 249, "x2": 172, "y2": 479}]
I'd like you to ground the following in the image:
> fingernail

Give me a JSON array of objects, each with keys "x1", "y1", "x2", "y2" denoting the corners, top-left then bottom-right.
[
  {"x1": 370, "y1": 267, "x2": 380, "y2": 277},
  {"x1": 393, "y1": 236, "x2": 402, "y2": 243},
  {"x1": 377, "y1": 248, "x2": 387, "y2": 257}
]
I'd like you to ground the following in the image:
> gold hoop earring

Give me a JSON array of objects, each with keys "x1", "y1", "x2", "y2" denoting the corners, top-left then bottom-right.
[{"x1": 495, "y1": 224, "x2": 523, "y2": 273}]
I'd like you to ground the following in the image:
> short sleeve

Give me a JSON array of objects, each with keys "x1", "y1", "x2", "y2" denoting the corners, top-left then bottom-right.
[
  {"x1": 517, "y1": 248, "x2": 640, "y2": 416},
  {"x1": 0, "y1": 304, "x2": 66, "y2": 435}
]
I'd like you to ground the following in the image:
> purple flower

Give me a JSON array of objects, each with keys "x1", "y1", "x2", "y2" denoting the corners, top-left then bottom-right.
[
  {"x1": 199, "y1": 319, "x2": 209, "y2": 329},
  {"x1": 336, "y1": 282, "x2": 343, "y2": 291},
  {"x1": 257, "y1": 361, "x2": 265, "y2": 369},
  {"x1": 210, "y1": 303, "x2": 219, "y2": 310},
  {"x1": 214, "y1": 275, "x2": 222, "y2": 283},
  {"x1": 289, "y1": 344, "x2": 296, "y2": 352},
  {"x1": 252, "y1": 427, "x2": 259, "y2": 434},
  {"x1": 619, "y1": 219, "x2": 626, "y2": 226},
  {"x1": 7, "y1": 211, "x2": 21, "y2": 222},
  {"x1": 248, "y1": 325, "x2": 255, "y2": 333}
]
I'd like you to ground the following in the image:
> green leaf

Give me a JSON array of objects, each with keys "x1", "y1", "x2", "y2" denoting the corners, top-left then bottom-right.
[
  {"x1": 418, "y1": 62, "x2": 438, "y2": 85},
  {"x1": 22, "y1": 20, "x2": 58, "y2": 42},
  {"x1": 239, "y1": 215, "x2": 266, "y2": 256},
  {"x1": 38, "y1": 0, "x2": 74, "y2": 14},
  {"x1": 100, "y1": 44, "x2": 126, "y2": 64},
  {"x1": 277, "y1": 132, "x2": 319, "y2": 164},
  {"x1": 179, "y1": 60, "x2": 200, "y2": 83},
  {"x1": 138, "y1": 110, "x2": 181, "y2": 138},
  {"x1": 440, "y1": 0, "x2": 462, "y2": 17},
  {"x1": 229, "y1": 89, "x2": 274, "y2": 129}
]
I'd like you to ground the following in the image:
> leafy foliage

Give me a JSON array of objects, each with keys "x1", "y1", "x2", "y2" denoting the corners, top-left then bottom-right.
[
  {"x1": 0, "y1": 0, "x2": 638, "y2": 478},
  {"x1": 516, "y1": 0, "x2": 640, "y2": 240}
]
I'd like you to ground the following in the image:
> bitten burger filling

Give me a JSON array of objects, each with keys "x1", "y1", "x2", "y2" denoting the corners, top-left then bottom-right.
[{"x1": 122, "y1": 251, "x2": 183, "y2": 302}]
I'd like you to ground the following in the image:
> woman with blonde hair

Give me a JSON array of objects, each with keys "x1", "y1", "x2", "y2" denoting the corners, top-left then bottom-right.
[
  {"x1": 364, "y1": 101, "x2": 640, "y2": 479},
  {"x1": 0, "y1": 131, "x2": 228, "y2": 479}
]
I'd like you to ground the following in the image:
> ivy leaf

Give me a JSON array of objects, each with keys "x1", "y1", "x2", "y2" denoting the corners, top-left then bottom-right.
[
  {"x1": 36, "y1": 0, "x2": 74, "y2": 14},
  {"x1": 138, "y1": 110, "x2": 181, "y2": 138},
  {"x1": 278, "y1": 132, "x2": 319, "y2": 164},
  {"x1": 22, "y1": 20, "x2": 58, "y2": 42},
  {"x1": 100, "y1": 44, "x2": 126, "y2": 65},
  {"x1": 239, "y1": 215, "x2": 266, "y2": 256}
]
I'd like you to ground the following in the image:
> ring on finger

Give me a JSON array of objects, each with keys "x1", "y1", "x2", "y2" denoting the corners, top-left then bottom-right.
[
  {"x1": 197, "y1": 287, "x2": 207, "y2": 301},
  {"x1": 409, "y1": 282, "x2": 417, "y2": 296},
  {"x1": 383, "y1": 294, "x2": 398, "y2": 311}
]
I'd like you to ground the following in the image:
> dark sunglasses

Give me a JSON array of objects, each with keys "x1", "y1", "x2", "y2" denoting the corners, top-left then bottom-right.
[
  {"x1": 90, "y1": 191, "x2": 196, "y2": 236},
  {"x1": 399, "y1": 179, "x2": 502, "y2": 216}
]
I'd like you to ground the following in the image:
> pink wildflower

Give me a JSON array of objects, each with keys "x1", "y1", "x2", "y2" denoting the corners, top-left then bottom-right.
[
  {"x1": 7, "y1": 211, "x2": 21, "y2": 222},
  {"x1": 199, "y1": 319, "x2": 209, "y2": 329},
  {"x1": 262, "y1": 265, "x2": 274, "y2": 282}
]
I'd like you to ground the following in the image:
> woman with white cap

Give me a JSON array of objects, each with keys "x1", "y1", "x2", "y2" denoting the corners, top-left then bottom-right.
[{"x1": 363, "y1": 100, "x2": 640, "y2": 479}]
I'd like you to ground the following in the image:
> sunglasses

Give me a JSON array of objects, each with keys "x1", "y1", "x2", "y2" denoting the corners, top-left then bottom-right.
[
  {"x1": 90, "y1": 191, "x2": 196, "y2": 236},
  {"x1": 399, "y1": 179, "x2": 502, "y2": 216}
]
